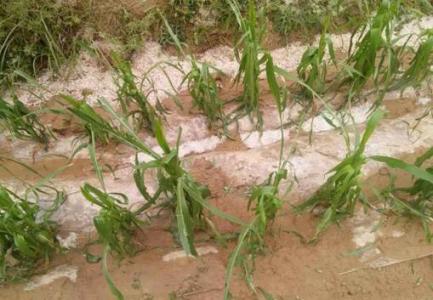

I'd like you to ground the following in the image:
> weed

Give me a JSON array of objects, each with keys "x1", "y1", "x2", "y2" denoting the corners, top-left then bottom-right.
[
  {"x1": 270, "y1": 0, "x2": 331, "y2": 38},
  {"x1": 0, "y1": 185, "x2": 65, "y2": 282},
  {"x1": 158, "y1": 0, "x2": 206, "y2": 45},
  {"x1": 0, "y1": 96, "x2": 50, "y2": 145},
  {"x1": 294, "y1": 109, "x2": 384, "y2": 240}
]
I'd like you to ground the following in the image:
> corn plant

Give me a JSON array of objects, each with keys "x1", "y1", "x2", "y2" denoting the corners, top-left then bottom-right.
[
  {"x1": 0, "y1": 185, "x2": 65, "y2": 282},
  {"x1": 63, "y1": 95, "x2": 112, "y2": 144},
  {"x1": 224, "y1": 55, "x2": 289, "y2": 299},
  {"x1": 297, "y1": 23, "x2": 336, "y2": 100},
  {"x1": 82, "y1": 184, "x2": 142, "y2": 257},
  {"x1": 224, "y1": 165, "x2": 288, "y2": 299},
  {"x1": 68, "y1": 95, "x2": 242, "y2": 255},
  {"x1": 133, "y1": 118, "x2": 243, "y2": 255},
  {"x1": 80, "y1": 129, "x2": 144, "y2": 300},
  {"x1": 294, "y1": 109, "x2": 384, "y2": 240},
  {"x1": 81, "y1": 183, "x2": 141, "y2": 300},
  {"x1": 0, "y1": 96, "x2": 50, "y2": 145},
  {"x1": 341, "y1": 0, "x2": 403, "y2": 102},
  {"x1": 161, "y1": 15, "x2": 226, "y2": 131},
  {"x1": 372, "y1": 149, "x2": 433, "y2": 242},
  {"x1": 227, "y1": 0, "x2": 268, "y2": 129},
  {"x1": 187, "y1": 62, "x2": 226, "y2": 129},
  {"x1": 112, "y1": 53, "x2": 159, "y2": 134},
  {"x1": 395, "y1": 30, "x2": 433, "y2": 91}
]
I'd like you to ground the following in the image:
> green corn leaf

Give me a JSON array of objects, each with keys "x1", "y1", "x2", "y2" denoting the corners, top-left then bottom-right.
[
  {"x1": 415, "y1": 147, "x2": 433, "y2": 167},
  {"x1": 371, "y1": 156, "x2": 433, "y2": 184},
  {"x1": 224, "y1": 224, "x2": 254, "y2": 300},
  {"x1": 102, "y1": 246, "x2": 124, "y2": 300},
  {"x1": 175, "y1": 178, "x2": 197, "y2": 256},
  {"x1": 14, "y1": 234, "x2": 34, "y2": 258},
  {"x1": 357, "y1": 109, "x2": 384, "y2": 152}
]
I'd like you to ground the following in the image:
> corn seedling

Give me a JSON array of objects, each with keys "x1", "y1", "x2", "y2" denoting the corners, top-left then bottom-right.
[
  {"x1": 112, "y1": 53, "x2": 159, "y2": 134},
  {"x1": 227, "y1": 0, "x2": 268, "y2": 129},
  {"x1": 81, "y1": 183, "x2": 141, "y2": 300},
  {"x1": 294, "y1": 109, "x2": 384, "y2": 240},
  {"x1": 224, "y1": 165, "x2": 288, "y2": 299},
  {"x1": 133, "y1": 118, "x2": 243, "y2": 255},
  {"x1": 297, "y1": 22, "x2": 336, "y2": 100},
  {"x1": 0, "y1": 96, "x2": 50, "y2": 145},
  {"x1": 224, "y1": 56, "x2": 289, "y2": 299},
  {"x1": 82, "y1": 131, "x2": 143, "y2": 300},
  {"x1": 81, "y1": 184, "x2": 141, "y2": 257},
  {"x1": 185, "y1": 61, "x2": 226, "y2": 131},
  {"x1": 0, "y1": 185, "x2": 65, "y2": 282},
  {"x1": 63, "y1": 95, "x2": 112, "y2": 144},
  {"x1": 395, "y1": 30, "x2": 433, "y2": 91},
  {"x1": 372, "y1": 149, "x2": 433, "y2": 242},
  {"x1": 342, "y1": 0, "x2": 404, "y2": 102},
  {"x1": 72, "y1": 96, "x2": 243, "y2": 255},
  {"x1": 161, "y1": 15, "x2": 226, "y2": 132}
]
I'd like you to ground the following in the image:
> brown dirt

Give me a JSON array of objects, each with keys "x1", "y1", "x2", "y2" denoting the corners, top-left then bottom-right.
[
  {"x1": 384, "y1": 97, "x2": 419, "y2": 119},
  {"x1": 2, "y1": 153, "x2": 433, "y2": 300},
  {"x1": 1, "y1": 203, "x2": 433, "y2": 300}
]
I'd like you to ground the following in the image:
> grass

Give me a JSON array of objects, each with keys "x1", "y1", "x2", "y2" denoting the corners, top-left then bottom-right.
[
  {"x1": 0, "y1": 185, "x2": 65, "y2": 283},
  {"x1": 294, "y1": 109, "x2": 384, "y2": 240},
  {"x1": 0, "y1": 96, "x2": 50, "y2": 145},
  {"x1": 0, "y1": 0, "x2": 84, "y2": 86}
]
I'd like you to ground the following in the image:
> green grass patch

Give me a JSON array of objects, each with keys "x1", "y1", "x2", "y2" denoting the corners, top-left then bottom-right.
[{"x1": 0, "y1": 96, "x2": 50, "y2": 145}]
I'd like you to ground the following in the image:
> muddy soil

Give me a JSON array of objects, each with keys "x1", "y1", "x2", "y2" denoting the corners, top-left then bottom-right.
[
  {"x1": 1, "y1": 154, "x2": 433, "y2": 300},
  {"x1": 1, "y1": 201, "x2": 433, "y2": 300}
]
